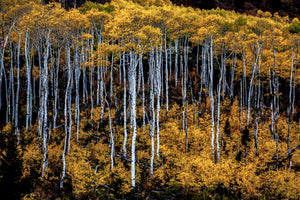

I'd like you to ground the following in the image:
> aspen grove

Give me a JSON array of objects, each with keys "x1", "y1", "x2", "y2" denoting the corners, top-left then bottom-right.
[{"x1": 0, "y1": 0, "x2": 300, "y2": 199}]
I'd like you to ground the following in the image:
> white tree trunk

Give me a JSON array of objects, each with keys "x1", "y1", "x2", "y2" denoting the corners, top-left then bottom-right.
[
  {"x1": 156, "y1": 49, "x2": 161, "y2": 158},
  {"x1": 0, "y1": 21, "x2": 15, "y2": 113},
  {"x1": 165, "y1": 31, "x2": 169, "y2": 114},
  {"x1": 216, "y1": 54, "x2": 224, "y2": 163},
  {"x1": 175, "y1": 38, "x2": 178, "y2": 88},
  {"x1": 129, "y1": 51, "x2": 138, "y2": 188},
  {"x1": 247, "y1": 41, "x2": 262, "y2": 124},
  {"x1": 53, "y1": 48, "x2": 61, "y2": 129},
  {"x1": 150, "y1": 49, "x2": 155, "y2": 177},
  {"x1": 41, "y1": 31, "x2": 51, "y2": 178},
  {"x1": 75, "y1": 46, "x2": 81, "y2": 141},
  {"x1": 15, "y1": 32, "x2": 21, "y2": 142},
  {"x1": 209, "y1": 38, "x2": 215, "y2": 161},
  {"x1": 122, "y1": 52, "x2": 127, "y2": 157},
  {"x1": 25, "y1": 31, "x2": 32, "y2": 131}
]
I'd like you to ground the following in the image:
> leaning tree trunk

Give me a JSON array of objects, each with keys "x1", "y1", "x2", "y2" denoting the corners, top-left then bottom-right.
[
  {"x1": 0, "y1": 21, "x2": 15, "y2": 113},
  {"x1": 247, "y1": 41, "x2": 262, "y2": 124}
]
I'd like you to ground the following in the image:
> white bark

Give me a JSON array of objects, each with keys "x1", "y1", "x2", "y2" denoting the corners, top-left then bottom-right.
[
  {"x1": 156, "y1": 48, "x2": 162, "y2": 158},
  {"x1": 288, "y1": 51, "x2": 294, "y2": 117},
  {"x1": 53, "y1": 47, "x2": 61, "y2": 129},
  {"x1": 75, "y1": 46, "x2": 81, "y2": 141},
  {"x1": 122, "y1": 52, "x2": 127, "y2": 157},
  {"x1": 8, "y1": 42, "x2": 14, "y2": 124},
  {"x1": 149, "y1": 48, "x2": 155, "y2": 178},
  {"x1": 139, "y1": 53, "x2": 146, "y2": 130},
  {"x1": 129, "y1": 51, "x2": 138, "y2": 188},
  {"x1": 247, "y1": 41, "x2": 262, "y2": 124},
  {"x1": 41, "y1": 31, "x2": 51, "y2": 178},
  {"x1": 175, "y1": 38, "x2": 178, "y2": 88},
  {"x1": 110, "y1": 42, "x2": 114, "y2": 102},
  {"x1": 0, "y1": 21, "x2": 16, "y2": 112},
  {"x1": 60, "y1": 121, "x2": 68, "y2": 189},
  {"x1": 216, "y1": 54, "x2": 224, "y2": 163},
  {"x1": 15, "y1": 32, "x2": 21, "y2": 140},
  {"x1": 90, "y1": 32, "x2": 94, "y2": 121},
  {"x1": 230, "y1": 51, "x2": 237, "y2": 101},
  {"x1": 209, "y1": 38, "x2": 215, "y2": 161},
  {"x1": 292, "y1": 52, "x2": 297, "y2": 117},
  {"x1": 82, "y1": 46, "x2": 88, "y2": 104},
  {"x1": 105, "y1": 99, "x2": 114, "y2": 169},
  {"x1": 165, "y1": 31, "x2": 169, "y2": 114},
  {"x1": 242, "y1": 45, "x2": 247, "y2": 117},
  {"x1": 25, "y1": 31, "x2": 32, "y2": 131}
]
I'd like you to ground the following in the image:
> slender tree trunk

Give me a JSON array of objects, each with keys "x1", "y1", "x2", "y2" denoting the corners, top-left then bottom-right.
[
  {"x1": 230, "y1": 51, "x2": 237, "y2": 101},
  {"x1": 242, "y1": 45, "x2": 247, "y2": 118},
  {"x1": 105, "y1": 98, "x2": 114, "y2": 169},
  {"x1": 53, "y1": 47, "x2": 61, "y2": 129},
  {"x1": 60, "y1": 121, "x2": 68, "y2": 189},
  {"x1": 75, "y1": 46, "x2": 81, "y2": 141},
  {"x1": 292, "y1": 47, "x2": 297, "y2": 117},
  {"x1": 185, "y1": 101, "x2": 188, "y2": 152},
  {"x1": 196, "y1": 43, "x2": 199, "y2": 82},
  {"x1": 165, "y1": 31, "x2": 169, "y2": 114},
  {"x1": 100, "y1": 63, "x2": 105, "y2": 123},
  {"x1": 15, "y1": 32, "x2": 21, "y2": 142},
  {"x1": 169, "y1": 34, "x2": 172, "y2": 77},
  {"x1": 183, "y1": 37, "x2": 188, "y2": 151},
  {"x1": 209, "y1": 38, "x2": 215, "y2": 161},
  {"x1": 247, "y1": 41, "x2": 262, "y2": 124},
  {"x1": 149, "y1": 48, "x2": 155, "y2": 178},
  {"x1": 41, "y1": 31, "x2": 51, "y2": 178},
  {"x1": 110, "y1": 42, "x2": 114, "y2": 102},
  {"x1": 0, "y1": 21, "x2": 16, "y2": 113},
  {"x1": 8, "y1": 41, "x2": 14, "y2": 125},
  {"x1": 25, "y1": 31, "x2": 32, "y2": 131},
  {"x1": 82, "y1": 46, "x2": 87, "y2": 104},
  {"x1": 156, "y1": 49, "x2": 162, "y2": 158},
  {"x1": 274, "y1": 74, "x2": 279, "y2": 168},
  {"x1": 216, "y1": 50, "x2": 224, "y2": 163},
  {"x1": 198, "y1": 43, "x2": 207, "y2": 126},
  {"x1": 67, "y1": 47, "x2": 73, "y2": 152},
  {"x1": 129, "y1": 50, "x2": 138, "y2": 188},
  {"x1": 139, "y1": 53, "x2": 146, "y2": 130},
  {"x1": 122, "y1": 52, "x2": 127, "y2": 157},
  {"x1": 175, "y1": 38, "x2": 178, "y2": 88},
  {"x1": 90, "y1": 31, "x2": 94, "y2": 121},
  {"x1": 254, "y1": 115, "x2": 258, "y2": 157},
  {"x1": 269, "y1": 66, "x2": 274, "y2": 137}
]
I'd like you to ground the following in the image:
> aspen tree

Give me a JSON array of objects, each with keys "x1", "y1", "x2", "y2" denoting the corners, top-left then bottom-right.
[{"x1": 0, "y1": 14, "x2": 17, "y2": 118}]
